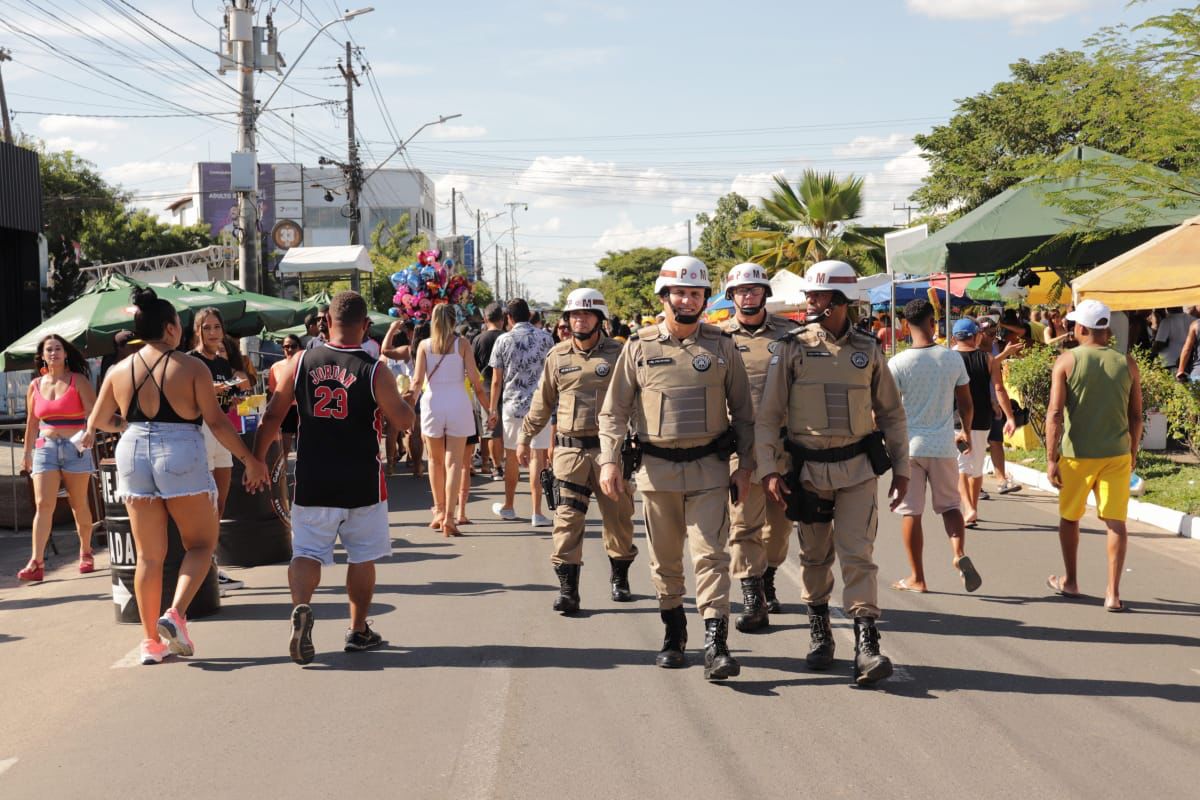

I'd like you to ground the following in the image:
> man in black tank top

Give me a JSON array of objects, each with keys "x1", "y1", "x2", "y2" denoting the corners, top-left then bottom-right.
[
  {"x1": 255, "y1": 292, "x2": 414, "y2": 665},
  {"x1": 952, "y1": 318, "x2": 1005, "y2": 526}
]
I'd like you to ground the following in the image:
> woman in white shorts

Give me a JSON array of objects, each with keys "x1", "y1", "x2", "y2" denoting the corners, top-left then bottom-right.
[{"x1": 407, "y1": 304, "x2": 489, "y2": 536}]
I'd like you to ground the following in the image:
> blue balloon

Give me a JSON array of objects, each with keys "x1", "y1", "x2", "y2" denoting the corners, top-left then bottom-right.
[
  {"x1": 419, "y1": 265, "x2": 437, "y2": 283},
  {"x1": 390, "y1": 271, "x2": 405, "y2": 288},
  {"x1": 387, "y1": 307, "x2": 400, "y2": 317},
  {"x1": 406, "y1": 273, "x2": 421, "y2": 292}
]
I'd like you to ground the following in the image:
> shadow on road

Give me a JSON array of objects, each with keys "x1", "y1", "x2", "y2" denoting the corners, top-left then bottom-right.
[
  {"x1": 0, "y1": 632, "x2": 24, "y2": 644},
  {"x1": 0, "y1": 591, "x2": 109, "y2": 611},
  {"x1": 886, "y1": 606, "x2": 1200, "y2": 646}
]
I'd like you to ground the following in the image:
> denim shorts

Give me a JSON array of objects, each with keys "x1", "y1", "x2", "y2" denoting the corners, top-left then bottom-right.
[
  {"x1": 31, "y1": 436, "x2": 94, "y2": 475},
  {"x1": 115, "y1": 422, "x2": 216, "y2": 503}
]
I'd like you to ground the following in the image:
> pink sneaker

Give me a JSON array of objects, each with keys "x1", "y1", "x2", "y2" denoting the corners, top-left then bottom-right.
[
  {"x1": 140, "y1": 638, "x2": 169, "y2": 665},
  {"x1": 157, "y1": 608, "x2": 194, "y2": 657}
]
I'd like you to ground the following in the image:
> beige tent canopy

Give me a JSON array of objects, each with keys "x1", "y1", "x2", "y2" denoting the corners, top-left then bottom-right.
[{"x1": 1072, "y1": 216, "x2": 1200, "y2": 310}]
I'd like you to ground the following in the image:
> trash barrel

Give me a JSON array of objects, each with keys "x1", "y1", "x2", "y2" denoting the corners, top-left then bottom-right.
[
  {"x1": 216, "y1": 433, "x2": 292, "y2": 567},
  {"x1": 102, "y1": 463, "x2": 221, "y2": 624}
]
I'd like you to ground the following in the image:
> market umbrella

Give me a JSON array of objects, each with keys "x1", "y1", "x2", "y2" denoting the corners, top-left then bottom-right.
[
  {"x1": 262, "y1": 309, "x2": 395, "y2": 343},
  {"x1": 966, "y1": 270, "x2": 1068, "y2": 305},
  {"x1": 175, "y1": 280, "x2": 311, "y2": 335},
  {"x1": 705, "y1": 296, "x2": 735, "y2": 323},
  {"x1": 1073, "y1": 215, "x2": 1200, "y2": 310},
  {"x1": 892, "y1": 145, "x2": 1200, "y2": 276},
  {"x1": 868, "y1": 281, "x2": 970, "y2": 309},
  {"x1": 0, "y1": 274, "x2": 246, "y2": 372}
]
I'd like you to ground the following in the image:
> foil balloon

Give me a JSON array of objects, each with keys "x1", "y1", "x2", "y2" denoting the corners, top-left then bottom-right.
[{"x1": 387, "y1": 307, "x2": 400, "y2": 317}]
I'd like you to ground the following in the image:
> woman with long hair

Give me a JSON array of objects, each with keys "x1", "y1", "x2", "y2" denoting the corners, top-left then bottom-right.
[
  {"x1": 84, "y1": 288, "x2": 268, "y2": 664},
  {"x1": 407, "y1": 304, "x2": 489, "y2": 536},
  {"x1": 17, "y1": 335, "x2": 99, "y2": 581},
  {"x1": 268, "y1": 334, "x2": 303, "y2": 457},
  {"x1": 190, "y1": 308, "x2": 251, "y2": 520}
]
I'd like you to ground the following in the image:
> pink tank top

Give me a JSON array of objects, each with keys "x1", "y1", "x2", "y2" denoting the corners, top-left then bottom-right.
[{"x1": 34, "y1": 375, "x2": 86, "y2": 427}]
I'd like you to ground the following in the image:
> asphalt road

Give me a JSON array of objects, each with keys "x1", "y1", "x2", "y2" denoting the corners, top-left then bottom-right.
[{"x1": 1, "y1": 467, "x2": 1198, "y2": 799}]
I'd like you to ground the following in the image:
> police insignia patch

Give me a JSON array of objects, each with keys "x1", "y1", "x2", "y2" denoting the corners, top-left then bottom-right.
[
  {"x1": 595, "y1": 362, "x2": 611, "y2": 376},
  {"x1": 850, "y1": 351, "x2": 869, "y2": 369},
  {"x1": 768, "y1": 341, "x2": 782, "y2": 354},
  {"x1": 692, "y1": 354, "x2": 711, "y2": 372}
]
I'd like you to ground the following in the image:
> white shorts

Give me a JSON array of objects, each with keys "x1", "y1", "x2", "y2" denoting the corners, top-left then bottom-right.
[
  {"x1": 956, "y1": 430, "x2": 990, "y2": 477},
  {"x1": 290, "y1": 501, "x2": 391, "y2": 566},
  {"x1": 503, "y1": 411, "x2": 550, "y2": 451},
  {"x1": 202, "y1": 421, "x2": 234, "y2": 471},
  {"x1": 895, "y1": 456, "x2": 961, "y2": 516}
]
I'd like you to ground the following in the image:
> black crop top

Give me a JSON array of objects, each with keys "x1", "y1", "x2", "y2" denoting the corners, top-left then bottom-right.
[{"x1": 126, "y1": 350, "x2": 202, "y2": 425}]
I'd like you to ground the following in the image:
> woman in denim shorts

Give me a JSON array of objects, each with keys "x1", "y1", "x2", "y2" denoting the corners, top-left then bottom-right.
[
  {"x1": 84, "y1": 288, "x2": 269, "y2": 666},
  {"x1": 17, "y1": 335, "x2": 100, "y2": 582}
]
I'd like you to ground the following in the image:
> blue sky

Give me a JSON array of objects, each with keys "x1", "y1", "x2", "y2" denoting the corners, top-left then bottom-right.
[{"x1": 0, "y1": 0, "x2": 1179, "y2": 300}]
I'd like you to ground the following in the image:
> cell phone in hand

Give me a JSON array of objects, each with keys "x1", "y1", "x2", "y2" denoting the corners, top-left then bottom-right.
[
  {"x1": 956, "y1": 439, "x2": 969, "y2": 453},
  {"x1": 729, "y1": 483, "x2": 740, "y2": 504}
]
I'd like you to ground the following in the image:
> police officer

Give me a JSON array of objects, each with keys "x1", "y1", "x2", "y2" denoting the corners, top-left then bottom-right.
[
  {"x1": 518, "y1": 288, "x2": 637, "y2": 614},
  {"x1": 721, "y1": 263, "x2": 796, "y2": 632},
  {"x1": 755, "y1": 260, "x2": 910, "y2": 686},
  {"x1": 598, "y1": 256, "x2": 755, "y2": 681}
]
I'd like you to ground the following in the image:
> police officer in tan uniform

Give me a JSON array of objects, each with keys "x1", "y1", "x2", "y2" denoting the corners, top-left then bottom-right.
[
  {"x1": 756, "y1": 260, "x2": 910, "y2": 686},
  {"x1": 598, "y1": 256, "x2": 755, "y2": 681},
  {"x1": 721, "y1": 263, "x2": 796, "y2": 633},
  {"x1": 518, "y1": 288, "x2": 637, "y2": 614}
]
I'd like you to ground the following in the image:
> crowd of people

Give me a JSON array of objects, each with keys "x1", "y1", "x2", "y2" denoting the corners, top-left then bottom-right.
[{"x1": 12, "y1": 256, "x2": 1148, "y2": 680}]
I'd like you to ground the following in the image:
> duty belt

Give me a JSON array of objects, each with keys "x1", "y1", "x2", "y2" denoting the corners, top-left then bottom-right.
[
  {"x1": 555, "y1": 433, "x2": 601, "y2": 449},
  {"x1": 784, "y1": 437, "x2": 870, "y2": 463},
  {"x1": 639, "y1": 437, "x2": 721, "y2": 463}
]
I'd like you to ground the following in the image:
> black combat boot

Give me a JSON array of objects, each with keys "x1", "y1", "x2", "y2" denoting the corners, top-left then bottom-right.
[
  {"x1": 762, "y1": 566, "x2": 782, "y2": 614},
  {"x1": 702, "y1": 617, "x2": 741, "y2": 681},
  {"x1": 805, "y1": 603, "x2": 836, "y2": 670},
  {"x1": 609, "y1": 557, "x2": 633, "y2": 602},
  {"x1": 853, "y1": 616, "x2": 893, "y2": 686},
  {"x1": 734, "y1": 576, "x2": 770, "y2": 633},
  {"x1": 552, "y1": 563, "x2": 580, "y2": 615},
  {"x1": 655, "y1": 607, "x2": 687, "y2": 668}
]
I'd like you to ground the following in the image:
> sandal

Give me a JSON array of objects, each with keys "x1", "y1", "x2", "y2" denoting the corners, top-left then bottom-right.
[
  {"x1": 954, "y1": 556, "x2": 983, "y2": 593},
  {"x1": 17, "y1": 559, "x2": 44, "y2": 582},
  {"x1": 1046, "y1": 575, "x2": 1081, "y2": 598},
  {"x1": 79, "y1": 552, "x2": 95, "y2": 574}
]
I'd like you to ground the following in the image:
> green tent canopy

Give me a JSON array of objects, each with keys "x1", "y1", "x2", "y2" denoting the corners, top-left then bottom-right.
[
  {"x1": 173, "y1": 280, "x2": 312, "y2": 336},
  {"x1": 892, "y1": 145, "x2": 1200, "y2": 276},
  {"x1": 0, "y1": 274, "x2": 246, "y2": 372}
]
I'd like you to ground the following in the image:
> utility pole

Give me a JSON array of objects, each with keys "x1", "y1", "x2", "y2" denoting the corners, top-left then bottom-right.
[
  {"x1": 504, "y1": 201, "x2": 526, "y2": 299},
  {"x1": 494, "y1": 243, "x2": 500, "y2": 302},
  {"x1": 0, "y1": 48, "x2": 14, "y2": 146},
  {"x1": 893, "y1": 202, "x2": 918, "y2": 226},
  {"x1": 451, "y1": 187, "x2": 457, "y2": 235},
  {"x1": 503, "y1": 248, "x2": 510, "y2": 300},
  {"x1": 233, "y1": 0, "x2": 260, "y2": 293},
  {"x1": 686, "y1": 219, "x2": 692, "y2": 255},
  {"x1": 475, "y1": 208, "x2": 481, "y2": 283},
  {"x1": 339, "y1": 42, "x2": 363, "y2": 292}
]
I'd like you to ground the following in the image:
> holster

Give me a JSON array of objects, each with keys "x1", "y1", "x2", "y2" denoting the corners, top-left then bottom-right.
[
  {"x1": 539, "y1": 467, "x2": 557, "y2": 510},
  {"x1": 782, "y1": 440, "x2": 836, "y2": 525},
  {"x1": 864, "y1": 431, "x2": 893, "y2": 476},
  {"x1": 714, "y1": 428, "x2": 737, "y2": 460},
  {"x1": 554, "y1": 477, "x2": 591, "y2": 514},
  {"x1": 620, "y1": 433, "x2": 642, "y2": 480}
]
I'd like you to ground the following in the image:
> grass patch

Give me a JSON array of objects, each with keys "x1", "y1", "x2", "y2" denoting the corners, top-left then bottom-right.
[{"x1": 1007, "y1": 447, "x2": 1200, "y2": 516}]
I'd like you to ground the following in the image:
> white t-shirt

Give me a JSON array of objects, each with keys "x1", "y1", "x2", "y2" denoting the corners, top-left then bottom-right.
[
  {"x1": 361, "y1": 338, "x2": 381, "y2": 360},
  {"x1": 888, "y1": 345, "x2": 969, "y2": 459}
]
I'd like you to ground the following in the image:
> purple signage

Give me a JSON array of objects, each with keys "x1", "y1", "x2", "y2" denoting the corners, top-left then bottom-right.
[{"x1": 198, "y1": 162, "x2": 276, "y2": 264}]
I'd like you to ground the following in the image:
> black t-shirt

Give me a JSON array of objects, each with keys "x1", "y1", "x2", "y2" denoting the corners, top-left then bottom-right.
[
  {"x1": 958, "y1": 349, "x2": 993, "y2": 431},
  {"x1": 473, "y1": 328, "x2": 503, "y2": 382},
  {"x1": 293, "y1": 343, "x2": 384, "y2": 508},
  {"x1": 193, "y1": 350, "x2": 235, "y2": 410}
]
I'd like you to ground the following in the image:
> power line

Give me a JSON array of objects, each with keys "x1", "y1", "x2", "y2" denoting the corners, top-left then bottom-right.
[{"x1": 12, "y1": 101, "x2": 336, "y2": 119}]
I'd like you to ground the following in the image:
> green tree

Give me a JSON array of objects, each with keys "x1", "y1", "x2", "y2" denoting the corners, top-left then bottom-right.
[
  {"x1": 367, "y1": 216, "x2": 427, "y2": 312},
  {"x1": 592, "y1": 247, "x2": 679, "y2": 323},
  {"x1": 693, "y1": 192, "x2": 784, "y2": 283},
  {"x1": 739, "y1": 171, "x2": 885, "y2": 274},
  {"x1": 80, "y1": 208, "x2": 213, "y2": 265}
]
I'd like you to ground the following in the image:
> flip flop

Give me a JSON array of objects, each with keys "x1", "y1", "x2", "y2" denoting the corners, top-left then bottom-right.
[
  {"x1": 1105, "y1": 602, "x2": 1128, "y2": 613},
  {"x1": 1046, "y1": 575, "x2": 1082, "y2": 598},
  {"x1": 891, "y1": 578, "x2": 927, "y2": 593},
  {"x1": 955, "y1": 556, "x2": 982, "y2": 593},
  {"x1": 964, "y1": 520, "x2": 979, "y2": 529}
]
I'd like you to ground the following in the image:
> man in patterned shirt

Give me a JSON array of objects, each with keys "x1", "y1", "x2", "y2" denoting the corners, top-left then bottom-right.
[{"x1": 488, "y1": 298, "x2": 556, "y2": 523}]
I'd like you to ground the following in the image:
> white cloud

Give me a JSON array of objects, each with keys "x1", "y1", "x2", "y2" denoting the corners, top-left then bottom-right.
[
  {"x1": 833, "y1": 133, "x2": 912, "y2": 158},
  {"x1": 103, "y1": 161, "x2": 193, "y2": 187},
  {"x1": 905, "y1": 0, "x2": 1103, "y2": 25},
  {"x1": 39, "y1": 116, "x2": 126, "y2": 134},
  {"x1": 44, "y1": 136, "x2": 102, "y2": 154},
  {"x1": 370, "y1": 62, "x2": 434, "y2": 78},
  {"x1": 513, "y1": 48, "x2": 617, "y2": 74},
  {"x1": 429, "y1": 124, "x2": 488, "y2": 140},
  {"x1": 729, "y1": 170, "x2": 789, "y2": 202},
  {"x1": 859, "y1": 147, "x2": 931, "y2": 225},
  {"x1": 530, "y1": 217, "x2": 563, "y2": 233},
  {"x1": 591, "y1": 215, "x2": 689, "y2": 252}
]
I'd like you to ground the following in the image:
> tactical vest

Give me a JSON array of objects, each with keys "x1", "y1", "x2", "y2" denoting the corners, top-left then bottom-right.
[
  {"x1": 785, "y1": 324, "x2": 877, "y2": 440},
  {"x1": 633, "y1": 323, "x2": 730, "y2": 441},
  {"x1": 725, "y1": 314, "x2": 794, "y2": 412},
  {"x1": 552, "y1": 337, "x2": 622, "y2": 435}
]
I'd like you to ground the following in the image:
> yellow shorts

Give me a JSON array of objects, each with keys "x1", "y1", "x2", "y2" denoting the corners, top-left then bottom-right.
[{"x1": 1058, "y1": 455, "x2": 1131, "y2": 522}]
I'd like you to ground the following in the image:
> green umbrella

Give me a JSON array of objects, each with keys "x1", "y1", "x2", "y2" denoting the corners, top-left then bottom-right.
[
  {"x1": 0, "y1": 275, "x2": 246, "y2": 372},
  {"x1": 262, "y1": 306, "x2": 396, "y2": 343},
  {"x1": 176, "y1": 280, "x2": 311, "y2": 336}
]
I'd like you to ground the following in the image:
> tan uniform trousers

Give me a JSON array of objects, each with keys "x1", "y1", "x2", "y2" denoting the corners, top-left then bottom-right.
[
  {"x1": 550, "y1": 446, "x2": 637, "y2": 566},
  {"x1": 642, "y1": 484, "x2": 731, "y2": 619},
  {"x1": 728, "y1": 479, "x2": 793, "y2": 579},
  {"x1": 796, "y1": 477, "x2": 880, "y2": 618}
]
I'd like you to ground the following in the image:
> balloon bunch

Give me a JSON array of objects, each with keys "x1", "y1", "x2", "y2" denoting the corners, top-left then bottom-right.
[{"x1": 388, "y1": 248, "x2": 476, "y2": 321}]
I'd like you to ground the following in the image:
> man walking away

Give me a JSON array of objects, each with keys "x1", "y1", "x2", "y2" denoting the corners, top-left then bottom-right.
[
  {"x1": 1153, "y1": 307, "x2": 1193, "y2": 372},
  {"x1": 473, "y1": 303, "x2": 507, "y2": 477},
  {"x1": 255, "y1": 292, "x2": 415, "y2": 664},
  {"x1": 952, "y1": 318, "x2": 999, "y2": 526},
  {"x1": 1045, "y1": 300, "x2": 1142, "y2": 612},
  {"x1": 888, "y1": 300, "x2": 982, "y2": 594},
  {"x1": 977, "y1": 317, "x2": 1022, "y2": 495},
  {"x1": 488, "y1": 299, "x2": 555, "y2": 524}
]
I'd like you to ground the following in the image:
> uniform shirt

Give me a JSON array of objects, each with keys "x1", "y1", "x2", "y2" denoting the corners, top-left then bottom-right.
[
  {"x1": 521, "y1": 335, "x2": 623, "y2": 442},
  {"x1": 293, "y1": 343, "x2": 385, "y2": 508},
  {"x1": 755, "y1": 321, "x2": 910, "y2": 489},
  {"x1": 887, "y1": 345, "x2": 969, "y2": 459},
  {"x1": 724, "y1": 313, "x2": 795, "y2": 475},
  {"x1": 490, "y1": 321, "x2": 555, "y2": 418},
  {"x1": 598, "y1": 321, "x2": 755, "y2": 493}
]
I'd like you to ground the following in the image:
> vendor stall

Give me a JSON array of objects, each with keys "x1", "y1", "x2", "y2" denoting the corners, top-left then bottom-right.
[{"x1": 1072, "y1": 215, "x2": 1200, "y2": 310}]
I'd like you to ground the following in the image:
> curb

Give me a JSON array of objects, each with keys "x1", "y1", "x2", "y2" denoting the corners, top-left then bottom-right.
[{"x1": 1006, "y1": 463, "x2": 1200, "y2": 540}]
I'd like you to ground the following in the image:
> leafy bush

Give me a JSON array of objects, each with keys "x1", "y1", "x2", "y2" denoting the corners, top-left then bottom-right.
[{"x1": 1003, "y1": 345, "x2": 1058, "y2": 442}]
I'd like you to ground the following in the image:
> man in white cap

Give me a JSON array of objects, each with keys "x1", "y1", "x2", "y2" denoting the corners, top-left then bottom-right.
[{"x1": 1045, "y1": 299, "x2": 1143, "y2": 612}]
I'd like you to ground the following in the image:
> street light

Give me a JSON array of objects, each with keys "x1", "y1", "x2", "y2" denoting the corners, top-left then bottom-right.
[
  {"x1": 259, "y1": 7, "x2": 375, "y2": 115},
  {"x1": 364, "y1": 113, "x2": 464, "y2": 180}
]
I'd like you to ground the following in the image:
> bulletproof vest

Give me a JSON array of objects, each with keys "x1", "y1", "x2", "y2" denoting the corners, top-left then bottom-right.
[
  {"x1": 633, "y1": 323, "x2": 731, "y2": 440},
  {"x1": 784, "y1": 323, "x2": 878, "y2": 440},
  {"x1": 724, "y1": 314, "x2": 794, "y2": 412},
  {"x1": 552, "y1": 337, "x2": 622, "y2": 434}
]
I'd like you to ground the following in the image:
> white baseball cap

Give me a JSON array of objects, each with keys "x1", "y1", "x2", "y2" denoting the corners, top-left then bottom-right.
[{"x1": 1066, "y1": 299, "x2": 1111, "y2": 330}]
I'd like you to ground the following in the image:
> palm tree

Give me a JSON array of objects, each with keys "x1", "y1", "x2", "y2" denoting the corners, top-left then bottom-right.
[{"x1": 738, "y1": 171, "x2": 885, "y2": 274}]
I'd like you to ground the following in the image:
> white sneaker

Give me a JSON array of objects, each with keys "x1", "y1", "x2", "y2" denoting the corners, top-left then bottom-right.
[
  {"x1": 997, "y1": 478, "x2": 1022, "y2": 494},
  {"x1": 217, "y1": 570, "x2": 244, "y2": 591},
  {"x1": 492, "y1": 503, "x2": 517, "y2": 521},
  {"x1": 530, "y1": 513, "x2": 553, "y2": 528}
]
